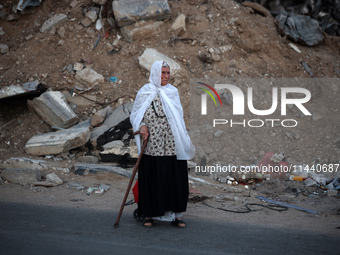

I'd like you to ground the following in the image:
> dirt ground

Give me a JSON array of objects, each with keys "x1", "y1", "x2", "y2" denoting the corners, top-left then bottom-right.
[{"x1": 0, "y1": 0, "x2": 339, "y2": 234}]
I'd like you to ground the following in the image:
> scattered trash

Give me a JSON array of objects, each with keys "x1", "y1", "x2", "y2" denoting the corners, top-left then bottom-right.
[
  {"x1": 86, "y1": 185, "x2": 107, "y2": 195},
  {"x1": 106, "y1": 77, "x2": 118, "y2": 83},
  {"x1": 276, "y1": 12, "x2": 324, "y2": 46},
  {"x1": 92, "y1": 35, "x2": 101, "y2": 50},
  {"x1": 288, "y1": 43, "x2": 301, "y2": 53},
  {"x1": 301, "y1": 61, "x2": 314, "y2": 77},
  {"x1": 257, "y1": 196, "x2": 320, "y2": 214}
]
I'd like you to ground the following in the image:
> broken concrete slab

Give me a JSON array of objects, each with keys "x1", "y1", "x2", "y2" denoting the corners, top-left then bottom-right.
[
  {"x1": 25, "y1": 126, "x2": 90, "y2": 156},
  {"x1": 62, "y1": 91, "x2": 96, "y2": 107},
  {"x1": 74, "y1": 163, "x2": 132, "y2": 178},
  {"x1": 40, "y1": 14, "x2": 68, "y2": 33},
  {"x1": 28, "y1": 91, "x2": 79, "y2": 129},
  {"x1": 112, "y1": 0, "x2": 170, "y2": 27},
  {"x1": 1, "y1": 169, "x2": 41, "y2": 184},
  {"x1": 90, "y1": 102, "x2": 133, "y2": 148},
  {"x1": 2, "y1": 157, "x2": 48, "y2": 171},
  {"x1": 0, "y1": 80, "x2": 47, "y2": 101},
  {"x1": 121, "y1": 21, "x2": 163, "y2": 42},
  {"x1": 75, "y1": 68, "x2": 104, "y2": 86},
  {"x1": 91, "y1": 106, "x2": 112, "y2": 127},
  {"x1": 99, "y1": 140, "x2": 138, "y2": 164},
  {"x1": 138, "y1": 48, "x2": 181, "y2": 74}
]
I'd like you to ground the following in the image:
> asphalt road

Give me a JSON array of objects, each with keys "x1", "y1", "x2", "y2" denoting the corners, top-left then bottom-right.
[{"x1": 0, "y1": 201, "x2": 339, "y2": 255}]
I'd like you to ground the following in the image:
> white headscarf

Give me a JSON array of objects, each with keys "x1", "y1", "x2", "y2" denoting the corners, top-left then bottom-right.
[{"x1": 130, "y1": 60, "x2": 195, "y2": 160}]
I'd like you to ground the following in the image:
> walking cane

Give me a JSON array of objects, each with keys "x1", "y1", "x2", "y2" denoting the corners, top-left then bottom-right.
[{"x1": 114, "y1": 130, "x2": 148, "y2": 228}]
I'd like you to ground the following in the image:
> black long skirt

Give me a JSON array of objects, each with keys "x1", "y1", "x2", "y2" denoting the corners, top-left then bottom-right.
[{"x1": 138, "y1": 155, "x2": 189, "y2": 217}]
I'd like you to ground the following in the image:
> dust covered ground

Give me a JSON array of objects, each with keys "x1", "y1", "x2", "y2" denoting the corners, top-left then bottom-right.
[{"x1": 0, "y1": 0, "x2": 339, "y2": 235}]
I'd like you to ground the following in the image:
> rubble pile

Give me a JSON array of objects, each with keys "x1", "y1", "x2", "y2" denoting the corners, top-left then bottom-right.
[{"x1": 0, "y1": 0, "x2": 339, "y2": 202}]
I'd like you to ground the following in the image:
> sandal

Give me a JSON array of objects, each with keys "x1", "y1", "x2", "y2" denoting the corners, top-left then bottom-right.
[
  {"x1": 143, "y1": 218, "x2": 153, "y2": 228},
  {"x1": 171, "y1": 219, "x2": 186, "y2": 228}
]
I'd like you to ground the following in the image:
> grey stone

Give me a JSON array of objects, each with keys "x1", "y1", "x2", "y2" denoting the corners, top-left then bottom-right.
[
  {"x1": 40, "y1": 14, "x2": 68, "y2": 33},
  {"x1": 46, "y1": 173, "x2": 63, "y2": 185},
  {"x1": 75, "y1": 68, "x2": 104, "y2": 86},
  {"x1": 28, "y1": 91, "x2": 79, "y2": 129},
  {"x1": 171, "y1": 14, "x2": 186, "y2": 36},
  {"x1": 74, "y1": 163, "x2": 132, "y2": 178},
  {"x1": 77, "y1": 155, "x2": 99, "y2": 164},
  {"x1": 0, "y1": 43, "x2": 9, "y2": 54},
  {"x1": 304, "y1": 178, "x2": 316, "y2": 187},
  {"x1": 85, "y1": 10, "x2": 97, "y2": 23},
  {"x1": 81, "y1": 18, "x2": 92, "y2": 27},
  {"x1": 73, "y1": 62, "x2": 83, "y2": 71},
  {"x1": 0, "y1": 27, "x2": 5, "y2": 36},
  {"x1": 2, "y1": 157, "x2": 48, "y2": 171},
  {"x1": 91, "y1": 106, "x2": 112, "y2": 127},
  {"x1": 1, "y1": 169, "x2": 41, "y2": 184},
  {"x1": 25, "y1": 126, "x2": 90, "y2": 156},
  {"x1": 70, "y1": 0, "x2": 78, "y2": 8},
  {"x1": 121, "y1": 21, "x2": 163, "y2": 42},
  {"x1": 112, "y1": 0, "x2": 170, "y2": 27},
  {"x1": 327, "y1": 190, "x2": 339, "y2": 197},
  {"x1": 67, "y1": 182, "x2": 86, "y2": 190},
  {"x1": 138, "y1": 48, "x2": 181, "y2": 75},
  {"x1": 90, "y1": 102, "x2": 133, "y2": 148}
]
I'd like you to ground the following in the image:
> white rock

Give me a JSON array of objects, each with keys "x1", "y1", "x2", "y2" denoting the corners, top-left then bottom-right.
[
  {"x1": 75, "y1": 68, "x2": 104, "y2": 85},
  {"x1": 138, "y1": 48, "x2": 181, "y2": 75}
]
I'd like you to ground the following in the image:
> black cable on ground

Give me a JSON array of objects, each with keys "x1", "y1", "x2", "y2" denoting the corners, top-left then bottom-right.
[{"x1": 202, "y1": 201, "x2": 288, "y2": 213}]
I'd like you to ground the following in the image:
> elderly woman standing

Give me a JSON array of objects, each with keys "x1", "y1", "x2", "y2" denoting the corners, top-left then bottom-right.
[{"x1": 130, "y1": 60, "x2": 195, "y2": 228}]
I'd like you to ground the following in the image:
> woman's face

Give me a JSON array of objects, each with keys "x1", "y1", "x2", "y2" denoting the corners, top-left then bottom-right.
[{"x1": 161, "y1": 66, "x2": 170, "y2": 86}]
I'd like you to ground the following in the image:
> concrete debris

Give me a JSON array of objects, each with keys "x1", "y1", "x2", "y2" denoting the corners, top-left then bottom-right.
[
  {"x1": 73, "y1": 62, "x2": 84, "y2": 71},
  {"x1": 46, "y1": 173, "x2": 63, "y2": 185},
  {"x1": 62, "y1": 91, "x2": 96, "y2": 107},
  {"x1": 2, "y1": 157, "x2": 48, "y2": 171},
  {"x1": 171, "y1": 14, "x2": 186, "y2": 36},
  {"x1": 77, "y1": 155, "x2": 99, "y2": 164},
  {"x1": 74, "y1": 163, "x2": 132, "y2": 178},
  {"x1": 138, "y1": 48, "x2": 181, "y2": 75},
  {"x1": 70, "y1": 0, "x2": 78, "y2": 8},
  {"x1": 0, "y1": 80, "x2": 47, "y2": 100},
  {"x1": 90, "y1": 102, "x2": 133, "y2": 148},
  {"x1": 40, "y1": 14, "x2": 68, "y2": 33},
  {"x1": 99, "y1": 183, "x2": 110, "y2": 191},
  {"x1": 75, "y1": 67, "x2": 104, "y2": 86},
  {"x1": 24, "y1": 126, "x2": 90, "y2": 156},
  {"x1": 17, "y1": 0, "x2": 42, "y2": 12},
  {"x1": 85, "y1": 10, "x2": 97, "y2": 23},
  {"x1": 67, "y1": 182, "x2": 86, "y2": 190},
  {"x1": 112, "y1": 0, "x2": 171, "y2": 28},
  {"x1": 91, "y1": 106, "x2": 112, "y2": 127},
  {"x1": 1, "y1": 169, "x2": 41, "y2": 184},
  {"x1": 99, "y1": 140, "x2": 138, "y2": 164},
  {"x1": 0, "y1": 43, "x2": 9, "y2": 54},
  {"x1": 327, "y1": 190, "x2": 339, "y2": 197},
  {"x1": 28, "y1": 91, "x2": 79, "y2": 129},
  {"x1": 121, "y1": 21, "x2": 163, "y2": 42}
]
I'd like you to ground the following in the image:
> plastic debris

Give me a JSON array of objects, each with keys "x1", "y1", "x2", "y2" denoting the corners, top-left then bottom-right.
[
  {"x1": 288, "y1": 43, "x2": 301, "y2": 53},
  {"x1": 257, "y1": 196, "x2": 320, "y2": 214}
]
